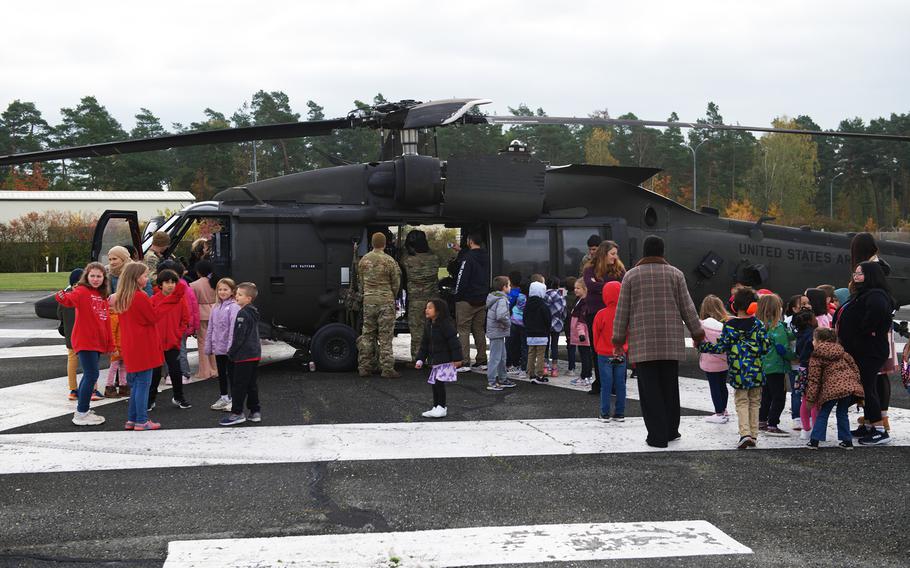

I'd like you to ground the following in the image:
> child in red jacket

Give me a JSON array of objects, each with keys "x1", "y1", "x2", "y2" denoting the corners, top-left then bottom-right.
[
  {"x1": 593, "y1": 280, "x2": 627, "y2": 422},
  {"x1": 55, "y1": 261, "x2": 114, "y2": 426},
  {"x1": 149, "y1": 269, "x2": 191, "y2": 410},
  {"x1": 112, "y1": 262, "x2": 164, "y2": 430}
]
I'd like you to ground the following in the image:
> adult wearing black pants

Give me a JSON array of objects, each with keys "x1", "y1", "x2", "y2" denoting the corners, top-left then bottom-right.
[
  {"x1": 836, "y1": 261, "x2": 894, "y2": 445},
  {"x1": 611, "y1": 236, "x2": 704, "y2": 448},
  {"x1": 582, "y1": 240, "x2": 625, "y2": 394}
]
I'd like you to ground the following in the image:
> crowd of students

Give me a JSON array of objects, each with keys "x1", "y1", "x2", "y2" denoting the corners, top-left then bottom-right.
[{"x1": 56, "y1": 235, "x2": 262, "y2": 430}]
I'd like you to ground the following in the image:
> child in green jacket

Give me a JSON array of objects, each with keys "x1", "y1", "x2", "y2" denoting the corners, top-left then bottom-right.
[
  {"x1": 757, "y1": 294, "x2": 795, "y2": 436},
  {"x1": 699, "y1": 287, "x2": 773, "y2": 449}
]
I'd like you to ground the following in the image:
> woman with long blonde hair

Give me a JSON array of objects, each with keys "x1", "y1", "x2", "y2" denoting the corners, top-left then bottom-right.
[{"x1": 114, "y1": 262, "x2": 165, "y2": 431}]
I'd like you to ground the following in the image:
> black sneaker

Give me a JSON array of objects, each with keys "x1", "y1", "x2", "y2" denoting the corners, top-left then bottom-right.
[
  {"x1": 859, "y1": 429, "x2": 891, "y2": 446},
  {"x1": 531, "y1": 376, "x2": 549, "y2": 384},
  {"x1": 851, "y1": 424, "x2": 872, "y2": 438},
  {"x1": 612, "y1": 414, "x2": 625, "y2": 422},
  {"x1": 838, "y1": 440, "x2": 854, "y2": 450},
  {"x1": 737, "y1": 436, "x2": 751, "y2": 449},
  {"x1": 172, "y1": 399, "x2": 192, "y2": 410},
  {"x1": 599, "y1": 414, "x2": 610, "y2": 422},
  {"x1": 499, "y1": 379, "x2": 518, "y2": 388},
  {"x1": 806, "y1": 439, "x2": 819, "y2": 449}
]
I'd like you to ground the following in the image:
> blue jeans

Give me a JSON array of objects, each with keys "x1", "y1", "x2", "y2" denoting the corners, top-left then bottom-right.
[
  {"x1": 127, "y1": 369, "x2": 152, "y2": 424},
  {"x1": 789, "y1": 370, "x2": 801, "y2": 419},
  {"x1": 487, "y1": 337, "x2": 507, "y2": 385},
  {"x1": 597, "y1": 355, "x2": 627, "y2": 416},
  {"x1": 76, "y1": 351, "x2": 101, "y2": 413},
  {"x1": 810, "y1": 396, "x2": 853, "y2": 442},
  {"x1": 704, "y1": 370, "x2": 728, "y2": 414}
]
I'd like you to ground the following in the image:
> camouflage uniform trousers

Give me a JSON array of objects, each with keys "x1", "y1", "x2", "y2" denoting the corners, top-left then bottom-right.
[
  {"x1": 408, "y1": 296, "x2": 431, "y2": 361},
  {"x1": 357, "y1": 302, "x2": 396, "y2": 374}
]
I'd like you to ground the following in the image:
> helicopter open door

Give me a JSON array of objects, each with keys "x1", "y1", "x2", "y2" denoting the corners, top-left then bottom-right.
[{"x1": 90, "y1": 211, "x2": 143, "y2": 263}]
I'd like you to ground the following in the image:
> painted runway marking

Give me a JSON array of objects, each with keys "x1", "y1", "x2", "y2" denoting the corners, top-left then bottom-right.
[
  {"x1": 0, "y1": 328, "x2": 69, "y2": 339},
  {"x1": 1, "y1": 413, "x2": 907, "y2": 475},
  {"x1": 0, "y1": 341, "x2": 296, "y2": 432},
  {"x1": 162, "y1": 520, "x2": 751, "y2": 567},
  {"x1": 0, "y1": 302, "x2": 25, "y2": 305},
  {"x1": 0, "y1": 333, "x2": 198, "y2": 358}
]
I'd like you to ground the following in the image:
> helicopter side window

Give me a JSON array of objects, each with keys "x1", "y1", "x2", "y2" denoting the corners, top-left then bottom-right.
[
  {"x1": 502, "y1": 228, "x2": 551, "y2": 278},
  {"x1": 170, "y1": 216, "x2": 231, "y2": 277},
  {"x1": 559, "y1": 226, "x2": 610, "y2": 276}
]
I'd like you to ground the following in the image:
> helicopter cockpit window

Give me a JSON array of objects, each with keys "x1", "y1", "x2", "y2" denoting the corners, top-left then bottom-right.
[
  {"x1": 171, "y1": 216, "x2": 231, "y2": 277},
  {"x1": 502, "y1": 228, "x2": 550, "y2": 278}
]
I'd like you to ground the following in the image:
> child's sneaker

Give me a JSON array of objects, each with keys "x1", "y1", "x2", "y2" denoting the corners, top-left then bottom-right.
[
  {"x1": 172, "y1": 398, "x2": 192, "y2": 410},
  {"x1": 570, "y1": 377, "x2": 585, "y2": 386},
  {"x1": 68, "y1": 390, "x2": 78, "y2": 401},
  {"x1": 549, "y1": 366, "x2": 558, "y2": 377},
  {"x1": 486, "y1": 383, "x2": 504, "y2": 391},
  {"x1": 530, "y1": 376, "x2": 549, "y2": 384},
  {"x1": 220, "y1": 413, "x2": 246, "y2": 426},
  {"x1": 124, "y1": 421, "x2": 135, "y2": 430},
  {"x1": 118, "y1": 385, "x2": 131, "y2": 397},
  {"x1": 147, "y1": 401, "x2": 156, "y2": 412},
  {"x1": 791, "y1": 418, "x2": 802, "y2": 431},
  {"x1": 506, "y1": 366, "x2": 520, "y2": 376},
  {"x1": 758, "y1": 421, "x2": 768, "y2": 432},
  {"x1": 90, "y1": 390, "x2": 104, "y2": 401},
  {"x1": 838, "y1": 440, "x2": 854, "y2": 450},
  {"x1": 247, "y1": 411, "x2": 261, "y2": 423},
  {"x1": 516, "y1": 371, "x2": 528, "y2": 380},
  {"x1": 499, "y1": 379, "x2": 517, "y2": 388},
  {"x1": 210, "y1": 397, "x2": 231, "y2": 411},
  {"x1": 765, "y1": 425, "x2": 789, "y2": 437},
  {"x1": 612, "y1": 414, "x2": 625, "y2": 422},
  {"x1": 133, "y1": 420, "x2": 162, "y2": 431},
  {"x1": 599, "y1": 414, "x2": 610, "y2": 422},
  {"x1": 799, "y1": 430, "x2": 810, "y2": 441},
  {"x1": 565, "y1": 368, "x2": 578, "y2": 377},
  {"x1": 858, "y1": 429, "x2": 891, "y2": 446},
  {"x1": 104, "y1": 386, "x2": 119, "y2": 398},
  {"x1": 736, "y1": 436, "x2": 751, "y2": 450},
  {"x1": 704, "y1": 414, "x2": 726, "y2": 424},
  {"x1": 806, "y1": 439, "x2": 819, "y2": 450}
]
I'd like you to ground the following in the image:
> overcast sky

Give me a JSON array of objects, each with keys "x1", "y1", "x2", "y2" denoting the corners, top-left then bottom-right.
[{"x1": 3, "y1": 0, "x2": 907, "y2": 134}]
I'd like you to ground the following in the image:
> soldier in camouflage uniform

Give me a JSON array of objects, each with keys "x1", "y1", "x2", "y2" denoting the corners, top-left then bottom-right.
[
  {"x1": 402, "y1": 230, "x2": 440, "y2": 360},
  {"x1": 357, "y1": 231, "x2": 402, "y2": 378}
]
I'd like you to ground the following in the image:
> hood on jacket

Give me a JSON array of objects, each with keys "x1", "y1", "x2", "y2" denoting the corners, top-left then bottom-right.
[
  {"x1": 69, "y1": 268, "x2": 83, "y2": 286},
  {"x1": 466, "y1": 247, "x2": 489, "y2": 265},
  {"x1": 812, "y1": 340, "x2": 845, "y2": 361},
  {"x1": 529, "y1": 281, "x2": 546, "y2": 299},
  {"x1": 726, "y1": 316, "x2": 764, "y2": 340},
  {"x1": 601, "y1": 280, "x2": 621, "y2": 307},
  {"x1": 701, "y1": 317, "x2": 725, "y2": 331},
  {"x1": 486, "y1": 291, "x2": 508, "y2": 309}
]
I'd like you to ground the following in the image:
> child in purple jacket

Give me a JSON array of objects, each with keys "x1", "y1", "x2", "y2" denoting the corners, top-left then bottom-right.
[{"x1": 206, "y1": 278, "x2": 240, "y2": 411}]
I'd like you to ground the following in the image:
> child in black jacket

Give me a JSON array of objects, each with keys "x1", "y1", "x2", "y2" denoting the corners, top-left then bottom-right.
[
  {"x1": 524, "y1": 281, "x2": 552, "y2": 384},
  {"x1": 793, "y1": 310, "x2": 818, "y2": 437},
  {"x1": 415, "y1": 299, "x2": 464, "y2": 419},
  {"x1": 220, "y1": 282, "x2": 262, "y2": 426}
]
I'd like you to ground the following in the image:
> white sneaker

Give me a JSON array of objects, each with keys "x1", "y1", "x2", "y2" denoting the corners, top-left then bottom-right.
[
  {"x1": 422, "y1": 406, "x2": 440, "y2": 418},
  {"x1": 456, "y1": 366, "x2": 471, "y2": 373},
  {"x1": 430, "y1": 406, "x2": 447, "y2": 418},
  {"x1": 799, "y1": 430, "x2": 810, "y2": 440},
  {"x1": 210, "y1": 398, "x2": 231, "y2": 411},
  {"x1": 792, "y1": 418, "x2": 803, "y2": 431},
  {"x1": 516, "y1": 371, "x2": 528, "y2": 380},
  {"x1": 474, "y1": 364, "x2": 488, "y2": 371},
  {"x1": 565, "y1": 368, "x2": 578, "y2": 377},
  {"x1": 72, "y1": 411, "x2": 105, "y2": 426},
  {"x1": 704, "y1": 414, "x2": 726, "y2": 424}
]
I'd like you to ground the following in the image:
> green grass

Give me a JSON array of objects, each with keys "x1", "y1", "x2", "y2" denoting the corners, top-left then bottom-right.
[{"x1": 0, "y1": 272, "x2": 70, "y2": 291}]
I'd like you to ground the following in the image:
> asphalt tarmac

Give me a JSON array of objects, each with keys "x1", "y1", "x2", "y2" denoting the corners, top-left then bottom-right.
[{"x1": 0, "y1": 291, "x2": 908, "y2": 568}]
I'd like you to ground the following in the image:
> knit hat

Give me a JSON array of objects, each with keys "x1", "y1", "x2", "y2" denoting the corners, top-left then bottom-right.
[
  {"x1": 834, "y1": 287, "x2": 850, "y2": 306},
  {"x1": 68, "y1": 268, "x2": 83, "y2": 286},
  {"x1": 151, "y1": 231, "x2": 171, "y2": 248},
  {"x1": 529, "y1": 281, "x2": 546, "y2": 298}
]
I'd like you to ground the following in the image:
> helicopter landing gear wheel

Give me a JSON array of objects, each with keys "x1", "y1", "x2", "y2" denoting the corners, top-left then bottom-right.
[{"x1": 310, "y1": 323, "x2": 357, "y2": 372}]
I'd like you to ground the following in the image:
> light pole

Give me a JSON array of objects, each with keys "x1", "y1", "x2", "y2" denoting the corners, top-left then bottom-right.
[
  {"x1": 686, "y1": 138, "x2": 708, "y2": 210},
  {"x1": 829, "y1": 172, "x2": 844, "y2": 219}
]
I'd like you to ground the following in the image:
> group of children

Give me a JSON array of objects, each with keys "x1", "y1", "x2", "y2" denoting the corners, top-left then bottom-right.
[
  {"x1": 698, "y1": 284, "x2": 870, "y2": 449},
  {"x1": 56, "y1": 253, "x2": 262, "y2": 429},
  {"x1": 415, "y1": 271, "x2": 628, "y2": 422}
]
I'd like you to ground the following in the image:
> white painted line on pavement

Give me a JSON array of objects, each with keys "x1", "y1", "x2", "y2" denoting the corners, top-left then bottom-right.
[
  {"x1": 0, "y1": 336, "x2": 199, "y2": 359},
  {"x1": 163, "y1": 520, "x2": 751, "y2": 567},
  {"x1": 2, "y1": 414, "x2": 907, "y2": 476},
  {"x1": 0, "y1": 328, "x2": 68, "y2": 339},
  {"x1": 0, "y1": 302, "x2": 25, "y2": 305},
  {"x1": 0, "y1": 341, "x2": 296, "y2": 433}
]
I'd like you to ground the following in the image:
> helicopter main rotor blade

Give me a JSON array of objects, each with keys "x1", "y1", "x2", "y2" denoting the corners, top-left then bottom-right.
[
  {"x1": 483, "y1": 116, "x2": 910, "y2": 143},
  {"x1": 0, "y1": 118, "x2": 353, "y2": 166}
]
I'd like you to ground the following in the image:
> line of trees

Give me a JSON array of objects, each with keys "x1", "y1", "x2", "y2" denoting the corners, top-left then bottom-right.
[{"x1": 1, "y1": 92, "x2": 908, "y2": 231}]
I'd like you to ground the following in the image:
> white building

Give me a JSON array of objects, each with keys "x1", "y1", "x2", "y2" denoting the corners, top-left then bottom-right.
[{"x1": 0, "y1": 191, "x2": 196, "y2": 224}]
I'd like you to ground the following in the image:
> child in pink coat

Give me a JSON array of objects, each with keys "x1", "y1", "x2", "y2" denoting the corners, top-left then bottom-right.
[{"x1": 699, "y1": 295, "x2": 730, "y2": 423}]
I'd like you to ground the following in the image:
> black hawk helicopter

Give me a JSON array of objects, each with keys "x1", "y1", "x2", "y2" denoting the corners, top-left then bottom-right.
[{"x1": 3, "y1": 98, "x2": 909, "y2": 371}]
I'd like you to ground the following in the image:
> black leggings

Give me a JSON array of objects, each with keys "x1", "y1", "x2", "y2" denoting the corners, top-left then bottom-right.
[
  {"x1": 215, "y1": 355, "x2": 234, "y2": 397},
  {"x1": 759, "y1": 373, "x2": 786, "y2": 426},
  {"x1": 150, "y1": 349, "x2": 184, "y2": 403},
  {"x1": 432, "y1": 382, "x2": 447, "y2": 408},
  {"x1": 857, "y1": 357, "x2": 886, "y2": 423},
  {"x1": 585, "y1": 313, "x2": 601, "y2": 386},
  {"x1": 878, "y1": 374, "x2": 891, "y2": 410}
]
